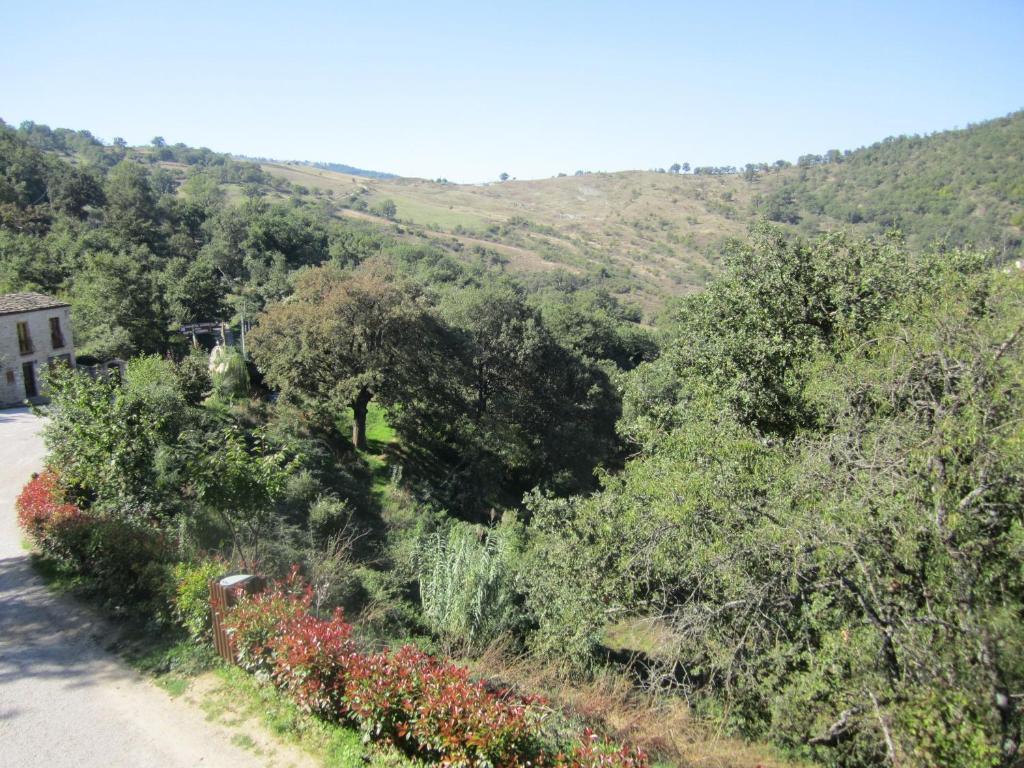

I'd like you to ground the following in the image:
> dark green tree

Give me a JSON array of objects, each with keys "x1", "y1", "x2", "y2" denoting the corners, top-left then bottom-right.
[
  {"x1": 103, "y1": 160, "x2": 159, "y2": 244},
  {"x1": 371, "y1": 198, "x2": 397, "y2": 220},
  {"x1": 73, "y1": 248, "x2": 166, "y2": 358},
  {"x1": 249, "y1": 263, "x2": 431, "y2": 449}
]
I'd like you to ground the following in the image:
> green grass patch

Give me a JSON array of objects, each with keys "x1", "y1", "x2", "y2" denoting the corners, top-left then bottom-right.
[
  {"x1": 365, "y1": 402, "x2": 397, "y2": 447},
  {"x1": 230, "y1": 733, "x2": 258, "y2": 751},
  {"x1": 155, "y1": 674, "x2": 189, "y2": 698},
  {"x1": 335, "y1": 401, "x2": 397, "y2": 453},
  {"x1": 365, "y1": 404, "x2": 398, "y2": 494},
  {"x1": 335, "y1": 402, "x2": 400, "y2": 497},
  {"x1": 367, "y1": 194, "x2": 491, "y2": 231}
]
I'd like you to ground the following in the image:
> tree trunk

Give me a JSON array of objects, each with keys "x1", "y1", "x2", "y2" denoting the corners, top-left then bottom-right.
[{"x1": 351, "y1": 387, "x2": 372, "y2": 450}]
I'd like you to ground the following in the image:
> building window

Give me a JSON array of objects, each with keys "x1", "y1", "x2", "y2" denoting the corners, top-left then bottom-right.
[
  {"x1": 50, "y1": 317, "x2": 65, "y2": 350},
  {"x1": 17, "y1": 322, "x2": 33, "y2": 355},
  {"x1": 4, "y1": 370, "x2": 13, "y2": 385}
]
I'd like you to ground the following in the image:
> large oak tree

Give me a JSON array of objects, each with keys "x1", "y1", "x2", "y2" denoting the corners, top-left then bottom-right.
[{"x1": 249, "y1": 262, "x2": 431, "y2": 449}]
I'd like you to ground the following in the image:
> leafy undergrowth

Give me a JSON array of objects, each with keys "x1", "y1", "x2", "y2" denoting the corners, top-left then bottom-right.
[
  {"x1": 18, "y1": 474, "x2": 409, "y2": 768},
  {"x1": 27, "y1": 549, "x2": 87, "y2": 594},
  {"x1": 26, "y1": 551, "x2": 417, "y2": 768},
  {"x1": 19, "y1": 465, "x2": 787, "y2": 768}
]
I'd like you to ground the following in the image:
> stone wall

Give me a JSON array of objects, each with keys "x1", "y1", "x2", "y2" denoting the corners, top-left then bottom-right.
[{"x1": 0, "y1": 306, "x2": 75, "y2": 406}]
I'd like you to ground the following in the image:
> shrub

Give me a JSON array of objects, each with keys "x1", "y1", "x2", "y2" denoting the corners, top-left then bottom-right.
[
  {"x1": 79, "y1": 513, "x2": 175, "y2": 607},
  {"x1": 209, "y1": 345, "x2": 249, "y2": 400},
  {"x1": 224, "y1": 571, "x2": 648, "y2": 768},
  {"x1": 16, "y1": 470, "x2": 90, "y2": 565},
  {"x1": 224, "y1": 570, "x2": 311, "y2": 673},
  {"x1": 307, "y1": 495, "x2": 352, "y2": 543},
  {"x1": 343, "y1": 644, "x2": 544, "y2": 765},
  {"x1": 371, "y1": 198, "x2": 397, "y2": 220},
  {"x1": 174, "y1": 348, "x2": 212, "y2": 405},
  {"x1": 418, "y1": 522, "x2": 523, "y2": 652},
  {"x1": 124, "y1": 355, "x2": 186, "y2": 422},
  {"x1": 172, "y1": 559, "x2": 227, "y2": 641},
  {"x1": 562, "y1": 730, "x2": 649, "y2": 768},
  {"x1": 41, "y1": 364, "x2": 165, "y2": 507},
  {"x1": 17, "y1": 469, "x2": 176, "y2": 612},
  {"x1": 270, "y1": 610, "x2": 354, "y2": 718},
  {"x1": 280, "y1": 470, "x2": 323, "y2": 520}
]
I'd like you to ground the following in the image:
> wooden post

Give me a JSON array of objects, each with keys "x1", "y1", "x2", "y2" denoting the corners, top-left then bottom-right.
[{"x1": 209, "y1": 574, "x2": 265, "y2": 663}]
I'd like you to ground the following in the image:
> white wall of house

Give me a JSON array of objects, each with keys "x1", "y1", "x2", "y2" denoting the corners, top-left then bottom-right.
[{"x1": 0, "y1": 306, "x2": 75, "y2": 406}]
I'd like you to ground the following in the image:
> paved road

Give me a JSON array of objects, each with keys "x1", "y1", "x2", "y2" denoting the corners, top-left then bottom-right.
[{"x1": 0, "y1": 408, "x2": 270, "y2": 768}]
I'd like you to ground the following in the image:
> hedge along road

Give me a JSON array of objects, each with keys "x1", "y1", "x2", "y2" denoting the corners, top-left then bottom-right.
[{"x1": 0, "y1": 407, "x2": 274, "y2": 768}]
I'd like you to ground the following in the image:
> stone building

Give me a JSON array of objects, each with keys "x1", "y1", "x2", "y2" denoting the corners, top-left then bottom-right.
[{"x1": 0, "y1": 292, "x2": 75, "y2": 406}]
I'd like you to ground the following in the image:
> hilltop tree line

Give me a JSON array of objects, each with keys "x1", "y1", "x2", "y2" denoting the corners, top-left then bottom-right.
[{"x1": 756, "y1": 111, "x2": 1024, "y2": 259}]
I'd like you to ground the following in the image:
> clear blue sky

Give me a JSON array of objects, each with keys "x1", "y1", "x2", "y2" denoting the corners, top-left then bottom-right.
[{"x1": 2, "y1": 1, "x2": 1022, "y2": 182}]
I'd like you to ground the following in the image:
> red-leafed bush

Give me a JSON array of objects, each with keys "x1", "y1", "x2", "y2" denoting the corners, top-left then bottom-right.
[
  {"x1": 270, "y1": 609, "x2": 354, "y2": 718},
  {"x1": 16, "y1": 470, "x2": 89, "y2": 564},
  {"x1": 17, "y1": 469, "x2": 175, "y2": 609},
  {"x1": 224, "y1": 567, "x2": 311, "y2": 673},
  {"x1": 225, "y1": 572, "x2": 649, "y2": 768},
  {"x1": 343, "y1": 644, "x2": 544, "y2": 766}
]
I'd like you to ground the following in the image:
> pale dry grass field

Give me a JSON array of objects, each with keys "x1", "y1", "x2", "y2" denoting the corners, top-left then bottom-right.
[{"x1": 256, "y1": 161, "x2": 781, "y2": 311}]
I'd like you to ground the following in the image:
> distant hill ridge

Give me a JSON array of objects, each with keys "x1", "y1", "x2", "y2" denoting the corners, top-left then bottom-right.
[
  {"x1": 4, "y1": 110, "x2": 1021, "y2": 312},
  {"x1": 250, "y1": 110, "x2": 1023, "y2": 309},
  {"x1": 236, "y1": 156, "x2": 398, "y2": 180}
]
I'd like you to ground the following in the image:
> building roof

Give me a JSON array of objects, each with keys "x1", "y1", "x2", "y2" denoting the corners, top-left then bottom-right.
[{"x1": 0, "y1": 292, "x2": 70, "y2": 317}]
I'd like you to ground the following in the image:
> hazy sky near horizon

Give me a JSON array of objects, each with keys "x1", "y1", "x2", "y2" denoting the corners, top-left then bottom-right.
[{"x1": 2, "y1": 1, "x2": 1022, "y2": 182}]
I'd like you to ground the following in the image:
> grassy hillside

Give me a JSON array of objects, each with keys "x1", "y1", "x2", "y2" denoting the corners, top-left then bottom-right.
[
  {"x1": 254, "y1": 111, "x2": 1024, "y2": 313},
  {"x1": 259, "y1": 161, "x2": 747, "y2": 310}
]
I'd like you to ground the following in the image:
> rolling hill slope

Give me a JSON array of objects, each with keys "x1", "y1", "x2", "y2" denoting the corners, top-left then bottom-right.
[
  {"x1": 255, "y1": 111, "x2": 1024, "y2": 312},
  {"x1": 7, "y1": 110, "x2": 1019, "y2": 316}
]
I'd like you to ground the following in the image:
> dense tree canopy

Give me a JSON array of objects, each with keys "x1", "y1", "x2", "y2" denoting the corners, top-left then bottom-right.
[
  {"x1": 0, "y1": 119, "x2": 397, "y2": 356},
  {"x1": 525, "y1": 228, "x2": 1024, "y2": 767},
  {"x1": 250, "y1": 264, "x2": 623, "y2": 516}
]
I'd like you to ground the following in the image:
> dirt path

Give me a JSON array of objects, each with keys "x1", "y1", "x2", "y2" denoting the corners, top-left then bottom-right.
[{"x1": 0, "y1": 407, "x2": 300, "y2": 768}]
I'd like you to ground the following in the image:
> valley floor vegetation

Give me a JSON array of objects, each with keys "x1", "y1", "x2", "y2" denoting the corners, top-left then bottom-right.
[{"x1": 4, "y1": 117, "x2": 1024, "y2": 767}]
